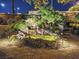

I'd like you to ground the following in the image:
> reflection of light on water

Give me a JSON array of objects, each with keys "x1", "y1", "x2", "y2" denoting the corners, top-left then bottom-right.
[{"x1": 59, "y1": 39, "x2": 78, "y2": 50}]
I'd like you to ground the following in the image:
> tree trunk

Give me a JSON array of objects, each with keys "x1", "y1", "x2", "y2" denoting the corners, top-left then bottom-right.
[{"x1": 12, "y1": 0, "x2": 15, "y2": 16}]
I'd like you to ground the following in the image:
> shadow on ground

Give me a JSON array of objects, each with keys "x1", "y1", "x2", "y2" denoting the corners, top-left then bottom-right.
[
  {"x1": 0, "y1": 50, "x2": 12, "y2": 59},
  {"x1": 21, "y1": 38, "x2": 58, "y2": 49}
]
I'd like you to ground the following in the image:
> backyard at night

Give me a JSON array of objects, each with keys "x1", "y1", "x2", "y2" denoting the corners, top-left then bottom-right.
[{"x1": 0, "y1": 0, "x2": 79, "y2": 59}]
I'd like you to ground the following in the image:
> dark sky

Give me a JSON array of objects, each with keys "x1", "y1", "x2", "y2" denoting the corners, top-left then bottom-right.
[
  {"x1": 0, "y1": 0, "x2": 78, "y2": 14},
  {"x1": 0, "y1": 0, "x2": 34, "y2": 14},
  {"x1": 53, "y1": 0, "x2": 75, "y2": 11}
]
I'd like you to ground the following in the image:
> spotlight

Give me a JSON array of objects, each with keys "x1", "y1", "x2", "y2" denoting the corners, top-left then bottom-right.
[{"x1": 0, "y1": 3, "x2": 5, "y2": 7}]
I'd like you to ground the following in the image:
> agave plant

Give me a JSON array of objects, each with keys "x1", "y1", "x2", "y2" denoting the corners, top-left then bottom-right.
[{"x1": 13, "y1": 21, "x2": 27, "y2": 30}]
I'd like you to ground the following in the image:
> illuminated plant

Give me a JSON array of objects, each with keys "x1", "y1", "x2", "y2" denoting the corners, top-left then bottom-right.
[{"x1": 36, "y1": 6, "x2": 65, "y2": 31}]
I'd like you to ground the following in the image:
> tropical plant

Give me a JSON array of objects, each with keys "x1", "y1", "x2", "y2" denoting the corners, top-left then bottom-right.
[
  {"x1": 36, "y1": 6, "x2": 65, "y2": 27},
  {"x1": 13, "y1": 21, "x2": 27, "y2": 30},
  {"x1": 29, "y1": 6, "x2": 65, "y2": 33}
]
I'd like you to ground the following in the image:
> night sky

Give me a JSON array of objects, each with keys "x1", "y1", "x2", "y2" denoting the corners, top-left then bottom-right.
[
  {"x1": 0, "y1": 0, "x2": 78, "y2": 14},
  {"x1": 0, "y1": 0, "x2": 49, "y2": 14},
  {"x1": 0, "y1": 0, "x2": 34, "y2": 14},
  {"x1": 53, "y1": 0, "x2": 79, "y2": 11}
]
